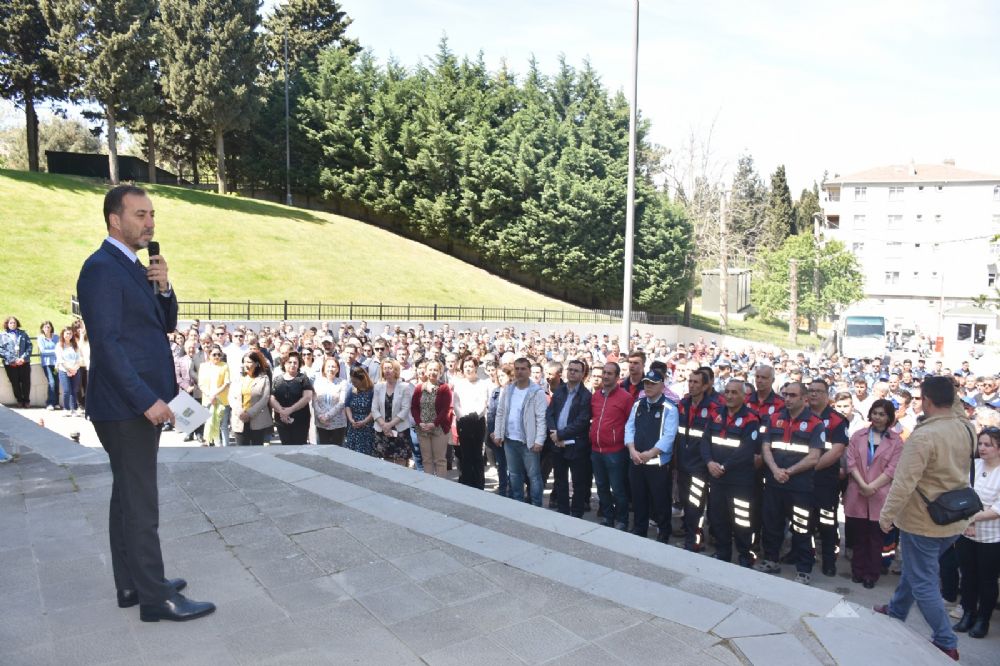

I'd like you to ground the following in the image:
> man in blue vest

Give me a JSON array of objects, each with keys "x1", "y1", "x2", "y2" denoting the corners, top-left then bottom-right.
[{"x1": 624, "y1": 370, "x2": 678, "y2": 541}]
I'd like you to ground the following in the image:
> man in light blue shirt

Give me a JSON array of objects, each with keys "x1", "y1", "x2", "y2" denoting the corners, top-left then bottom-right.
[{"x1": 625, "y1": 370, "x2": 678, "y2": 540}]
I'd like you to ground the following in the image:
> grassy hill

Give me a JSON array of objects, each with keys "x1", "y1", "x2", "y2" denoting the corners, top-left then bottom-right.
[{"x1": 0, "y1": 169, "x2": 577, "y2": 328}]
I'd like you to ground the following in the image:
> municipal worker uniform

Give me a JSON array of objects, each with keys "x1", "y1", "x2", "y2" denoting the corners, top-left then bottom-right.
[
  {"x1": 701, "y1": 404, "x2": 760, "y2": 566},
  {"x1": 676, "y1": 391, "x2": 724, "y2": 550},
  {"x1": 810, "y1": 406, "x2": 849, "y2": 572},
  {"x1": 746, "y1": 390, "x2": 785, "y2": 551},
  {"x1": 762, "y1": 407, "x2": 825, "y2": 574}
]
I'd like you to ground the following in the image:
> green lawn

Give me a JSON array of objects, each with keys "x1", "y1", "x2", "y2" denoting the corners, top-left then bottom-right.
[
  {"x1": 0, "y1": 169, "x2": 577, "y2": 329},
  {"x1": 684, "y1": 310, "x2": 825, "y2": 350}
]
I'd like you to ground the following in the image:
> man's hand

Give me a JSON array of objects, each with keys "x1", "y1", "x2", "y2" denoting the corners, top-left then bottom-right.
[
  {"x1": 707, "y1": 461, "x2": 724, "y2": 478},
  {"x1": 530, "y1": 443, "x2": 542, "y2": 453},
  {"x1": 549, "y1": 430, "x2": 562, "y2": 447},
  {"x1": 628, "y1": 447, "x2": 643, "y2": 465},
  {"x1": 879, "y1": 518, "x2": 893, "y2": 534},
  {"x1": 144, "y1": 399, "x2": 174, "y2": 426},
  {"x1": 774, "y1": 468, "x2": 790, "y2": 484},
  {"x1": 147, "y1": 253, "x2": 170, "y2": 291}
]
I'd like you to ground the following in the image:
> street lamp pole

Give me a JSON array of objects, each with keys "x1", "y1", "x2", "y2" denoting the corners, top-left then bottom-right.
[{"x1": 621, "y1": 0, "x2": 639, "y2": 352}]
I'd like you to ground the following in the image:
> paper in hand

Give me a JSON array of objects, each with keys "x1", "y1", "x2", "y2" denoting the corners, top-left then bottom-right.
[{"x1": 168, "y1": 391, "x2": 209, "y2": 434}]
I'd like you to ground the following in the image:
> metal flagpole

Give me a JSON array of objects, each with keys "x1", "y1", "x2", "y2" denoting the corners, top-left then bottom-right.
[{"x1": 621, "y1": 0, "x2": 639, "y2": 352}]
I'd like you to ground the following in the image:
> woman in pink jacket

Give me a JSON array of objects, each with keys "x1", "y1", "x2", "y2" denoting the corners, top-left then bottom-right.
[{"x1": 844, "y1": 399, "x2": 904, "y2": 588}]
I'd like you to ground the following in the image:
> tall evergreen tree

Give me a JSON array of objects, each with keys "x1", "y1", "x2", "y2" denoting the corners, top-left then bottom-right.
[
  {"x1": 42, "y1": 0, "x2": 156, "y2": 183},
  {"x1": 728, "y1": 153, "x2": 768, "y2": 263},
  {"x1": 793, "y1": 182, "x2": 822, "y2": 234},
  {"x1": 262, "y1": 0, "x2": 359, "y2": 73},
  {"x1": 158, "y1": 0, "x2": 261, "y2": 194},
  {"x1": 762, "y1": 164, "x2": 795, "y2": 250},
  {"x1": 0, "y1": 0, "x2": 64, "y2": 172}
]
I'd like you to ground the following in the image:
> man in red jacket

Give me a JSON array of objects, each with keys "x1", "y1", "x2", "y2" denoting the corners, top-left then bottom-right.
[{"x1": 590, "y1": 362, "x2": 635, "y2": 530}]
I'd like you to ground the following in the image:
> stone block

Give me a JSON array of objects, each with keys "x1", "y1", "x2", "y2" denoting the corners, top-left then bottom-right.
[
  {"x1": 356, "y1": 581, "x2": 442, "y2": 625},
  {"x1": 390, "y1": 548, "x2": 465, "y2": 582},
  {"x1": 731, "y1": 633, "x2": 824, "y2": 666}
]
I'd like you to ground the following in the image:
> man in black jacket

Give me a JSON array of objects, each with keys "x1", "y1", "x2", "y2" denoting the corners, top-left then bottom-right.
[{"x1": 547, "y1": 359, "x2": 593, "y2": 517}]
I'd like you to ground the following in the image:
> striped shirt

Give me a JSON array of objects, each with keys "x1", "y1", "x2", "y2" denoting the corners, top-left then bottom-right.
[{"x1": 972, "y1": 459, "x2": 1000, "y2": 543}]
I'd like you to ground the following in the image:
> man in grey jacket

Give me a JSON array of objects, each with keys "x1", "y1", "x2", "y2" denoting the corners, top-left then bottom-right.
[{"x1": 493, "y1": 357, "x2": 548, "y2": 506}]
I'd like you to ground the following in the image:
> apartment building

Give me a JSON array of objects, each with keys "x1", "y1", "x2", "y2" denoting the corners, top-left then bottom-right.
[{"x1": 820, "y1": 161, "x2": 1000, "y2": 343}]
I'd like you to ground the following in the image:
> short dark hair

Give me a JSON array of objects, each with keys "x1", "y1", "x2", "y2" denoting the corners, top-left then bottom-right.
[
  {"x1": 103, "y1": 185, "x2": 147, "y2": 230},
  {"x1": 627, "y1": 351, "x2": 646, "y2": 364},
  {"x1": 921, "y1": 375, "x2": 955, "y2": 408},
  {"x1": 868, "y1": 398, "x2": 897, "y2": 427}
]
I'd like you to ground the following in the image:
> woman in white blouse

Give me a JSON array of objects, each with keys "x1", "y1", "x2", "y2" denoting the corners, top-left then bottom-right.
[
  {"x1": 451, "y1": 356, "x2": 490, "y2": 489},
  {"x1": 372, "y1": 358, "x2": 414, "y2": 466},
  {"x1": 953, "y1": 426, "x2": 1000, "y2": 639},
  {"x1": 313, "y1": 357, "x2": 348, "y2": 445}
]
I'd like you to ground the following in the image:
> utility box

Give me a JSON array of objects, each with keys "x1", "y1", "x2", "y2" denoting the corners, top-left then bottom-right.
[{"x1": 701, "y1": 268, "x2": 751, "y2": 314}]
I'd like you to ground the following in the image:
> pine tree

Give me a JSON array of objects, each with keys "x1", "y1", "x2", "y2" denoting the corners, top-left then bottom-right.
[
  {"x1": 262, "y1": 0, "x2": 359, "y2": 74},
  {"x1": 0, "y1": 0, "x2": 64, "y2": 172},
  {"x1": 762, "y1": 164, "x2": 795, "y2": 250},
  {"x1": 42, "y1": 0, "x2": 157, "y2": 183},
  {"x1": 728, "y1": 153, "x2": 768, "y2": 263},
  {"x1": 158, "y1": 0, "x2": 262, "y2": 194},
  {"x1": 793, "y1": 182, "x2": 822, "y2": 234}
]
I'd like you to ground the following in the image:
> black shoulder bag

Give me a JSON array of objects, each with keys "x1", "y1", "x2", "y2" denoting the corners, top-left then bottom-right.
[{"x1": 917, "y1": 425, "x2": 983, "y2": 525}]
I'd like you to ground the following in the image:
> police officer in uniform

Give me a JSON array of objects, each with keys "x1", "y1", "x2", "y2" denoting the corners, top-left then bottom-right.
[
  {"x1": 755, "y1": 381, "x2": 825, "y2": 584},
  {"x1": 806, "y1": 378, "x2": 849, "y2": 576},
  {"x1": 675, "y1": 368, "x2": 724, "y2": 551},
  {"x1": 702, "y1": 379, "x2": 760, "y2": 567},
  {"x1": 624, "y1": 370, "x2": 678, "y2": 541}
]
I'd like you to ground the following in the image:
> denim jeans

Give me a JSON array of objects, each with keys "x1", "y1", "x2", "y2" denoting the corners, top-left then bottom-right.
[
  {"x1": 410, "y1": 429, "x2": 424, "y2": 472},
  {"x1": 59, "y1": 370, "x2": 82, "y2": 411},
  {"x1": 42, "y1": 365, "x2": 58, "y2": 407},
  {"x1": 887, "y1": 530, "x2": 961, "y2": 650},
  {"x1": 591, "y1": 449, "x2": 629, "y2": 527},
  {"x1": 504, "y1": 439, "x2": 542, "y2": 506},
  {"x1": 219, "y1": 406, "x2": 232, "y2": 446},
  {"x1": 488, "y1": 440, "x2": 510, "y2": 497}
]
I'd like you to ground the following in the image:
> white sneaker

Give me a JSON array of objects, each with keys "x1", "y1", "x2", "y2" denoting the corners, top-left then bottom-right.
[
  {"x1": 795, "y1": 572, "x2": 812, "y2": 585},
  {"x1": 46, "y1": 405, "x2": 55, "y2": 411}
]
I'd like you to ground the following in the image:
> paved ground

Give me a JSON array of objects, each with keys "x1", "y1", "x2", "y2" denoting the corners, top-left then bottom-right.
[{"x1": 1, "y1": 406, "x2": 993, "y2": 665}]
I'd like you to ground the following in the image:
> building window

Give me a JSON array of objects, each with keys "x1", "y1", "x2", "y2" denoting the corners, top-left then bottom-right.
[
  {"x1": 884, "y1": 271, "x2": 900, "y2": 285},
  {"x1": 931, "y1": 271, "x2": 939, "y2": 279},
  {"x1": 990, "y1": 272, "x2": 997, "y2": 288},
  {"x1": 913, "y1": 271, "x2": 920, "y2": 281},
  {"x1": 994, "y1": 185, "x2": 1000, "y2": 201},
  {"x1": 915, "y1": 214, "x2": 923, "y2": 223},
  {"x1": 934, "y1": 214, "x2": 943, "y2": 224},
  {"x1": 826, "y1": 215, "x2": 840, "y2": 229},
  {"x1": 888, "y1": 186, "x2": 904, "y2": 201},
  {"x1": 992, "y1": 213, "x2": 1000, "y2": 230},
  {"x1": 853, "y1": 214, "x2": 867, "y2": 230},
  {"x1": 854, "y1": 186, "x2": 867, "y2": 201},
  {"x1": 886, "y1": 242, "x2": 903, "y2": 259},
  {"x1": 827, "y1": 188, "x2": 840, "y2": 202},
  {"x1": 851, "y1": 242, "x2": 864, "y2": 254},
  {"x1": 887, "y1": 214, "x2": 903, "y2": 229}
]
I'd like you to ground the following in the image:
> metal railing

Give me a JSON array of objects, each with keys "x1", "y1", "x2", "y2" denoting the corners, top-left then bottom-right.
[{"x1": 71, "y1": 297, "x2": 679, "y2": 326}]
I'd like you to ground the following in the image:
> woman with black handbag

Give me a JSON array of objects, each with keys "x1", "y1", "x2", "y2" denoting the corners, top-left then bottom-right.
[{"x1": 953, "y1": 427, "x2": 1000, "y2": 638}]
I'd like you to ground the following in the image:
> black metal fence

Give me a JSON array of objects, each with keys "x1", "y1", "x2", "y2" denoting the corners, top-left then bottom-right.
[{"x1": 71, "y1": 297, "x2": 679, "y2": 326}]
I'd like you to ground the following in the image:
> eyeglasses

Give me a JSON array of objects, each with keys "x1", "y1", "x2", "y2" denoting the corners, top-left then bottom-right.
[
  {"x1": 210, "y1": 353, "x2": 222, "y2": 358},
  {"x1": 981, "y1": 427, "x2": 1000, "y2": 436},
  {"x1": 374, "y1": 347, "x2": 385, "y2": 351}
]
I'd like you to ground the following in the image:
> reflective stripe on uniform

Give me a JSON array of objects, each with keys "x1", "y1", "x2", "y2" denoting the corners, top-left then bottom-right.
[
  {"x1": 685, "y1": 428, "x2": 705, "y2": 438},
  {"x1": 819, "y1": 508, "x2": 836, "y2": 526},
  {"x1": 770, "y1": 442, "x2": 810, "y2": 454},
  {"x1": 711, "y1": 436, "x2": 740, "y2": 447},
  {"x1": 733, "y1": 498, "x2": 750, "y2": 509},
  {"x1": 735, "y1": 517, "x2": 752, "y2": 528}
]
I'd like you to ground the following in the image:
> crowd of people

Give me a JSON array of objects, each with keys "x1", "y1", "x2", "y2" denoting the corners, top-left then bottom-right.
[{"x1": 2, "y1": 316, "x2": 998, "y2": 654}]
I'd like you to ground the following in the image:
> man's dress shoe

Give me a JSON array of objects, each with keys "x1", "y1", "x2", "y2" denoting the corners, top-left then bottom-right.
[
  {"x1": 139, "y1": 592, "x2": 216, "y2": 622},
  {"x1": 117, "y1": 578, "x2": 187, "y2": 608}
]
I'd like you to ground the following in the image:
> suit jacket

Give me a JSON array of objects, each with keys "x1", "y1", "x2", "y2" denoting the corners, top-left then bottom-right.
[
  {"x1": 231, "y1": 374, "x2": 273, "y2": 433},
  {"x1": 77, "y1": 240, "x2": 178, "y2": 421},
  {"x1": 546, "y1": 383, "x2": 592, "y2": 459},
  {"x1": 372, "y1": 380, "x2": 415, "y2": 430}
]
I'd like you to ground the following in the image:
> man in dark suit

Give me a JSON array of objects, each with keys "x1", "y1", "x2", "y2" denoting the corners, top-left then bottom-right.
[
  {"x1": 77, "y1": 185, "x2": 215, "y2": 622},
  {"x1": 547, "y1": 359, "x2": 593, "y2": 517}
]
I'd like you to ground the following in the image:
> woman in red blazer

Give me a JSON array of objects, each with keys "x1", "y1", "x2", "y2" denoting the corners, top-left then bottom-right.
[
  {"x1": 411, "y1": 360, "x2": 453, "y2": 477},
  {"x1": 844, "y1": 399, "x2": 904, "y2": 588}
]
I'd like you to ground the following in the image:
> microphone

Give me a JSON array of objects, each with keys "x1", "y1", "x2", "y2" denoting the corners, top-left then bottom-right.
[{"x1": 147, "y1": 241, "x2": 160, "y2": 294}]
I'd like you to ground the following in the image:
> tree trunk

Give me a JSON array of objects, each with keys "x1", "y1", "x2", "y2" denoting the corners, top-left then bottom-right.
[
  {"x1": 719, "y1": 193, "x2": 729, "y2": 331},
  {"x1": 25, "y1": 95, "x2": 39, "y2": 172},
  {"x1": 215, "y1": 128, "x2": 226, "y2": 194},
  {"x1": 106, "y1": 105, "x2": 119, "y2": 185},
  {"x1": 683, "y1": 290, "x2": 693, "y2": 327},
  {"x1": 190, "y1": 138, "x2": 199, "y2": 185},
  {"x1": 809, "y1": 263, "x2": 819, "y2": 335},
  {"x1": 145, "y1": 117, "x2": 156, "y2": 184}
]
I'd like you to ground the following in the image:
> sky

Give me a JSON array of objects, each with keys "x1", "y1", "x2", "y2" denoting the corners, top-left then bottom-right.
[
  {"x1": 6, "y1": 1, "x2": 996, "y2": 195},
  {"x1": 260, "y1": 0, "x2": 1000, "y2": 194}
]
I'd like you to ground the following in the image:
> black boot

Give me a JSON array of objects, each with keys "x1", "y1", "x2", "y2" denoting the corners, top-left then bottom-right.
[
  {"x1": 953, "y1": 611, "x2": 974, "y2": 633},
  {"x1": 968, "y1": 618, "x2": 989, "y2": 639}
]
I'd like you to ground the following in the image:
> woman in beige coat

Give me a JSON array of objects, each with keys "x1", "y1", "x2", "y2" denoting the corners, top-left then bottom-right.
[
  {"x1": 232, "y1": 350, "x2": 273, "y2": 446},
  {"x1": 372, "y1": 358, "x2": 414, "y2": 466}
]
